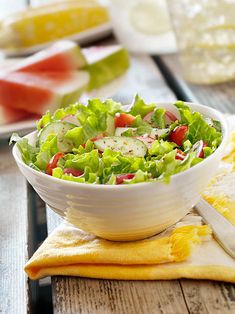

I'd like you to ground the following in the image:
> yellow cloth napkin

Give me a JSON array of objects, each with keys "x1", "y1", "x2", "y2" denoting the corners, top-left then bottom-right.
[{"x1": 25, "y1": 125, "x2": 235, "y2": 282}]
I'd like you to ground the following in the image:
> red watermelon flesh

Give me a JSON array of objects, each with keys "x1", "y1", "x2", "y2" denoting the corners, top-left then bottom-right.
[
  {"x1": 5, "y1": 41, "x2": 87, "y2": 73},
  {"x1": 0, "y1": 71, "x2": 89, "y2": 114},
  {"x1": 0, "y1": 105, "x2": 39, "y2": 125}
]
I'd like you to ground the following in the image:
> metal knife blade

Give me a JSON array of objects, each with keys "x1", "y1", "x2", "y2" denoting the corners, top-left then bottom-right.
[{"x1": 195, "y1": 198, "x2": 235, "y2": 259}]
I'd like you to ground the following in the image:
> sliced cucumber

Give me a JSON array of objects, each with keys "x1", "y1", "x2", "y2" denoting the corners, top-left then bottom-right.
[
  {"x1": 94, "y1": 136, "x2": 147, "y2": 157},
  {"x1": 39, "y1": 122, "x2": 76, "y2": 153},
  {"x1": 115, "y1": 127, "x2": 137, "y2": 137}
]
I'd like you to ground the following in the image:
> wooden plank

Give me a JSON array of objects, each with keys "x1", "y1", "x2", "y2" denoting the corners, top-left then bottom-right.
[
  {"x1": 156, "y1": 54, "x2": 235, "y2": 114},
  {"x1": 0, "y1": 143, "x2": 30, "y2": 314},
  {"x1": 47, "y1": 212, "x2": 189, "y2": 314},
  {"x1": 179, "y1": 280, "x2": 235, "y2": 314},
  {"x1": 52, "y1": 277, "x2": 189, "y2": 314}
]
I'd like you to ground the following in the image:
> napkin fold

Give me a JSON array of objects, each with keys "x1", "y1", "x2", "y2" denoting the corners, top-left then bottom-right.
[{"x1": 25, "y1": 128, "x2": 235, "y2": 282}]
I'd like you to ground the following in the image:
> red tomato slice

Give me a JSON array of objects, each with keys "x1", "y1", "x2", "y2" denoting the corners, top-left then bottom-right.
[
  {"x1": 63, "y1": 168, "x2": 83, "y2": 177},
  {"x1": 46, "y1": 152, "x2": 64, "y2": 175},
  {"x1": 175, "y1": 149, "x2": 186, "y2": 160},
  {"x1": 116, "y1": 174, "x2": 135, "y2": 185},
  {"x1": 169, "y1": 125, "x2": 188, "y2": 146},
  {"x1": 114, "y1": 113, "x2": 135, "y2": 128}
]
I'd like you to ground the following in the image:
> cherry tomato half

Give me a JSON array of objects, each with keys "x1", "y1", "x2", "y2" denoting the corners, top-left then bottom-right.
[
  {"x1": 46, "y1": 152, "x2": 64, "y2": 175},
  {"x1": 116, "y1": 174, "x2": 135, "y2": 185},
  {"x1": 114, "y1": 113, "x2": 135, "y2": 128},
  {"x1": 169, "y1": 125, "x2": 188, "y2": 146},
  {"x1": 63, "y1": 168, "x2": 83, "y2": 177}
]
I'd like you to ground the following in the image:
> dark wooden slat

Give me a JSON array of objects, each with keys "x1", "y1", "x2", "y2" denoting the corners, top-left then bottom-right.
[
  {"x1": 0, "y1": 144, "x2": 30, "y2": 314},
  {"x1": 157, "y1": 54, "x2": 235, "y2": 114}
]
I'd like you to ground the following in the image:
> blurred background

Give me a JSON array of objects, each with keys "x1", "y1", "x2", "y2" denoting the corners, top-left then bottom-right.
[{"x1": 0, "y1": 0, "x2": 234, "y2": 135}]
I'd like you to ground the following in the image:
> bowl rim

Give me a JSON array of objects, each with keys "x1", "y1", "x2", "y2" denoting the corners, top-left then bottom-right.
[{"x1": 12, "y1": 101, "x2": 229, "y2": 190}]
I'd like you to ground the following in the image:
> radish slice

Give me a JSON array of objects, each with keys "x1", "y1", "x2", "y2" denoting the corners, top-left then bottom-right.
[
  {"x1": 144, "y1": 110, "x2": 178, "y2": 126},
  {"x1": 136, "y1": 135, "x2": 155, "y2": 148},
  {"x1": 61, "y1": 114, "x2": 80, "y2": 126},
  {"x1": 176, "y1": 149, "x2": 186, "y2": 160},
  {"x1": 192, "y1": 140, "x2": 207, "y2": 158},
  {"x1": 143, "y1": 111, "x2": 153, "y2": 122},
  {"x1": 165, "y1": 111, "x2": 178, "y2": 125}
]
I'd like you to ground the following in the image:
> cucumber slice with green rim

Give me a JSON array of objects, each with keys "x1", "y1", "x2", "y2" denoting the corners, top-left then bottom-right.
[
  {"x1": 39, "y1": 122, "x2": 76, "y2": 153},
  {"x1": 94, "y1": 136, "x2": 147, "y2": 157}
]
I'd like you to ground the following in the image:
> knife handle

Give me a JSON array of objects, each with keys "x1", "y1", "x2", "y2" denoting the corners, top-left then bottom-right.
[{"x1": 195, "y1": 198, "x2": 235, "y2": 259}]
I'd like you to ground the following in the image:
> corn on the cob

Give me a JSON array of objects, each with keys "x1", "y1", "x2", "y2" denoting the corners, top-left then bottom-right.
[{"x1": 0, "y1": 0, "x2": 109, "y2": 49}]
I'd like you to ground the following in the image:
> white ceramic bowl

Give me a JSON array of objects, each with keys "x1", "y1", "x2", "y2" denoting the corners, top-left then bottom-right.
[{"x1": 13, "y1": 102, "x2": 228, "y2": 241}]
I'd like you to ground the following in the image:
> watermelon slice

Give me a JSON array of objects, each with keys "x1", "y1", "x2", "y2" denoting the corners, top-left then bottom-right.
[
  {"x1": 82, "y1": 45, "x2": 129, "y2": 91},
  {"x1": 0, "y1": 71, "x2": 89, "y2": 114},
  {"x1": 0, "y1": 105, "x2": 39, "y2": 125},
  {"x1": 5, "y1": 41, "x2": 87, "y2": 73}
]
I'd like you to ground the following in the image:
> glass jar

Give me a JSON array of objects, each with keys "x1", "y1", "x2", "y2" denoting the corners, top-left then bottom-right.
[{"x1": 167, "y1": 0, "x2": 235, "y2": 84}]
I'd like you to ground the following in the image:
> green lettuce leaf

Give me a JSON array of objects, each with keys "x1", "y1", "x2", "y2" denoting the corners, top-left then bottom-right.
[
  {"x1": 34, "y1": 135, "x2": 58, "y2": 170},
  {"x1": 187, "y1": 112, "x2": 222, "y2": 148},
  {"x1": 148, "y1": 140, "x2": 176, "y2": 157},
  {"x1": 65, "y1": 126, "x2": 85, "y2": 148},
  {"x1": 130, "y1": 95, "x2": 155, "y2": 118},
  {"x1": 174, "y1": 101, "x2": 222, "y2": 149},
  {"x1": 64, "y1": 150, "x2": 100, "y2": 173},
  {"x1": 123, "y1": 169, "x2": 149, "y2": 184},
  {"x1": 155, "y1": 150, "x2": 196, "y2": 182},
  {"x1": 10, "y1": 133, "x2": 39, "y2": 165},
  {"x1": 132, "y1": 114, "x2": 153, "y2": 135},
  {"x1": 151, "y1": 108, "x2": 166, "y2": 128}
]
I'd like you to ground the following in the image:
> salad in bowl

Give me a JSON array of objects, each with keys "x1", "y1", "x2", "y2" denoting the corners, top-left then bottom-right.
[
  {"x1": 12, "y1": 95, "x2": 222, "y2": 185},
  {"x1": 11, "y1": 96, "x2": 227, "y2": 240}
]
